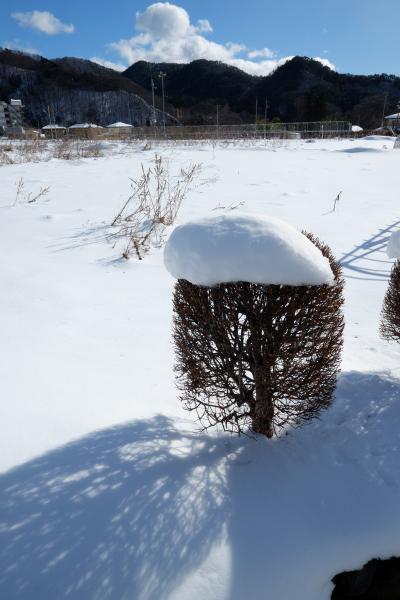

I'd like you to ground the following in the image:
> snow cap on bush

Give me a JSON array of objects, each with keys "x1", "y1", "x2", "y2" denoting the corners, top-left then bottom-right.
[
  {"x1": 164, "y1": 213, "x2": 334, "y2": 286},
  {"x1": 387, "y1": 230, "x2": 400, "y2": 259}
]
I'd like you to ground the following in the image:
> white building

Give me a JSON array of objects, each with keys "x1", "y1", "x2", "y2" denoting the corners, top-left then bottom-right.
[
  {"x1": 41, "y1": 124, "x2": 67, "y2": 138},
  {"x1": 68, "y1": 123, "x2": 104, "y2": 138},
  {"x1": 384, "y1": 113, "x2": 400, "y2": 130},
  {"x1": 106, "y1": 122, "x2": 133, "y2": 135},
  {"x1": 0, "y1": 99, "x2": 24, "y2": 135}
]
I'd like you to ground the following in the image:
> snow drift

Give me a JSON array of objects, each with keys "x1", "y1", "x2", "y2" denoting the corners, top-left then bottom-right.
[{"x1": 164, "y1": 213, "x2": 334, "y2": 286}]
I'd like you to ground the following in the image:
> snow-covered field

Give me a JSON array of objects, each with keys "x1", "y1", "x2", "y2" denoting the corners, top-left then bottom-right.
[{"x1": 1, "y1": 136, "x2": 400, "y2": 599}]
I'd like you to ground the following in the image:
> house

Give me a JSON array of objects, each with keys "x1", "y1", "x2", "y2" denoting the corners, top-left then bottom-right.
[
  {"x1": 384, "y1": 113, "x2": 400, "y2": 131},
  {"x1": 106, "y1": 122, "x2": 134, "y2": 137},
  {"x1": 41, "y1": 124, "x2": 67, "y2": 139},
  {"x1": 68, "y1": 123, "x2": 104, "y2": 138},
  {"x1": 0, "y1": 99, "x2": 24, "y2": 136}
]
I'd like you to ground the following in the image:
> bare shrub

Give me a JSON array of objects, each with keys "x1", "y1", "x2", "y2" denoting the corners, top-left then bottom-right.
[
  {"x1": 112, "y1": 154, "x2": 201, "y2": 260},
  {"x1": 381, "y1": 260, "x2": 400, "y2": 341},
  {"x1": 53, "y1": 139, "x2": 103, "y2": 160},
  {"x1": 17, "y1": 139, "x2": 44, "y2": 162},
  {"x1": 13, "y1": 177, "x2": 49, "y2": 206},
  {"x1": 0, "y1": 150, "x2": 14, "y2": 165},
  {"x1": 53, "y1": 139, "x2": 74, "y2": 160},
  {"x1": 79, "y1": 142, "x2": 103, "y2": 158},
  {"x1": 173, "y1": 233, "x2": 344, "y2": 438}
]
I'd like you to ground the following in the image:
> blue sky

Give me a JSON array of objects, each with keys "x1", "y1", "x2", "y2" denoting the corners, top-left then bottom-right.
[{"x1": 1, "y1": 0, "x2": 399, "y2": 76}]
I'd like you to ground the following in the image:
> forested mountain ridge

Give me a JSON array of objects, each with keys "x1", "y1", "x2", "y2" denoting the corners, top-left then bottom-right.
[
  {"x1": 0, "y1": 48, "x2": 175, "y2": 127},
  {"x1": 1, "y1": 48, "x2": 399, "y2": 128},
  {"x1": 124, "y1": 57, "x2": 400, "y2": 128}
]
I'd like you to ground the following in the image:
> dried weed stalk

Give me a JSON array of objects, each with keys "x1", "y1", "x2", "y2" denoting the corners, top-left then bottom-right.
[
  {"x1": 0, "y1": 150, "x2": 14, "y2": 166},
  {"x1": 112, "y1": 154, "x2": 201, "y2": 260},
  {"x1": 13, "y1": 177, "x2": 49, "y2": 206},
  {"x1": 53, "y1": 139, "x2": 103, "y2": 160}
]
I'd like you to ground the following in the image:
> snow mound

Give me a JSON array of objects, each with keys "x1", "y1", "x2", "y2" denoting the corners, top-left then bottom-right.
[
  {"x1": 339, "y1": 147, "x2": 382, "y2": 154},
  {"x1": 362, "y1": 135, "x2": 395, "y2": 141},
  {"x1": 387, "y1": 230, "x2": 400, "y2": 258},
  {"x1": 164, "y1": 213, "x2": 334, "y2": 286}
]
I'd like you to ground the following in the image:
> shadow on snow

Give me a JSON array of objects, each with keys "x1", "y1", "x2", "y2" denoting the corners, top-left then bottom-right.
[
  {"x1": 339, "y1": 220, "x2": 400, "y2": 281},
  {"x1": 1, "y1": 372, "x2": 400, "y2": 599}
]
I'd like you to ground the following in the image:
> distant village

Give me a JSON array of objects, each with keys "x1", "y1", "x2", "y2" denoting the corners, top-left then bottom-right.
[
  {"x1": 1, "y1": 97, "x2": 400, "y2": 139},
  {"x1": 0, "y1": 99, "x2": 138, "y2": 138}
]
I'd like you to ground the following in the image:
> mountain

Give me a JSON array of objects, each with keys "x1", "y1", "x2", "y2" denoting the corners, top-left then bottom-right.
[
  {"x1": 0, "y1": 49, "x2": 175, "y2": 127},
  {"x1": 1, "y1": 48, "x2": 400, "y2": 129},
  {"x1": 123, "y1": 59, "x2": 256, "y2": 124},
  {"x1": 123, "y1": 57, "x2": 400, "y2": 128}
]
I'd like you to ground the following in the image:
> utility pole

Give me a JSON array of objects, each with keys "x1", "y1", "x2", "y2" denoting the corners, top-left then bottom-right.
[
  {"x1": 216, "y1": 104, "x2": 219, "y2": 139},
  {"x1": 255, "y1": 96, "x2": 258, "y2": 136},
  {"x1": 47, "y1": 105, "x2": 54, "y2": 140},
  {"x1": 151, "y1": 78, "x2": 156, "y2": 130},
  {"x1": 264, "y1": 97, "x2": 269, "y2": 139},
  {"x1": 381, "y1": 92, "x2": 388, "y2": 129},
  {"x1": 397, "y1": 101, "x2": 400, "y2": 133},
  {"x1": 127, "y1": 99, "x2": 132, "y2": 125},
  {"x1": 158, "y1": 71, "x2": 167, "y2": 135}
]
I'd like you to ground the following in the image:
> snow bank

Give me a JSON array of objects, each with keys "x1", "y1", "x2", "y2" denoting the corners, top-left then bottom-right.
[
  {"x1": 362, "y1": 135, "x2": 395, "y2": 141},
  {"x1": 387, "y1": 230, "x2": 400, "y2": 258},
  {"x1": 339, "y1": 147, "x2": 382, "y2": 154},
  {"x1": 164, "y1": 213, "x2": 334, "y2": 286}
]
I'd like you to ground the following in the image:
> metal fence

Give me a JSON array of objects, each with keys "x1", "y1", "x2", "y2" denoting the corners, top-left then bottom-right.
[
  {"x1": 118, "y1": 121, "x2": 352, "y2": 141},
  {"x1": 35, "y1": 120, "x2": 353, "y2": 141}
]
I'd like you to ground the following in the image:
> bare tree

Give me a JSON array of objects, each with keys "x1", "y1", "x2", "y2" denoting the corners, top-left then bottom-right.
[
  {"x1": 381, "y1": 260, "x2": 400, "y2": 341},
  {"x1": 173, "y1": 233, "x2": 344, "y2": 438}
]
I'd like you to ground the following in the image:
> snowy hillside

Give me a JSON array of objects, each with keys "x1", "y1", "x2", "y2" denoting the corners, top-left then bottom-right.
[{"x1": 1, "y1": 136, "x2": 400, "y2": 599}]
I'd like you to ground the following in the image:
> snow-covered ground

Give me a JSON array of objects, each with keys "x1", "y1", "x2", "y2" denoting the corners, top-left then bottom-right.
[{"x1": 1, "y1": 136, "x2": 400, "y2": 599}]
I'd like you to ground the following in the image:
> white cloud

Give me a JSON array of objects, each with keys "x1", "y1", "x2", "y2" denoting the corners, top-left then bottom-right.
[
  {"x1": 90, "y1": 57, "x2": 126, "y2": 72},
  {"x1": 104, "y1": 2, "x2": 336, "y2": 76},
  {"x1": 136, "y1": 2, "x2": 190, "y2": 38},
  {"x1": 196, "y1": 19, "x2": 213, "y2": 34},
  {"x1": 11, "y1": 11, "x2": 75, "y2": 35},
  {"x1": 313, "y1": 57, "x2": 336, "y2": 70},
  {"x1": 248, "y1": 48, "x2": 276, "y2": 59},
  {"x1": 3, "y1": 38, "x2": 39, "y2": 55}
]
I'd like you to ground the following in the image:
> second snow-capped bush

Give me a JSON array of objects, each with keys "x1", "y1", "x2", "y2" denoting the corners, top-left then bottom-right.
[
  {"x1": 166, "y1": 214, "x2": 344, "y2": 438},
  {"x1": 381, "y1": 231, "x2": 400, "y2": 342}
]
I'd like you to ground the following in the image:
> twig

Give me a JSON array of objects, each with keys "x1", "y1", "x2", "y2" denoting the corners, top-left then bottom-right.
[
  {"x1": 27, "y1": 186, "x2": 50, "y2": 203},
  {"x1": 332, "y1": 190, "x2": 342, "y2": 212},
  {"x1": 14, "y1": 177, "x2": 25, "y2": 206}
]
